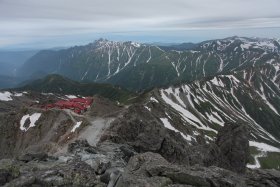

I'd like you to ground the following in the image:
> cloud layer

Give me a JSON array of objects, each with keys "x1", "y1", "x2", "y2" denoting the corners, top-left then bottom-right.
[{"x1": 1, "y1": 0, "x2": 280, "y2": 48}]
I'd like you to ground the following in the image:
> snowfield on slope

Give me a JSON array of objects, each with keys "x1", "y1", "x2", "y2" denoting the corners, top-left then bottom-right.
[
  {"x1": 249, "y1": 141, "x2": 280, "y2": 152},
  {"x1": 160, "y1": 89, "x2": 217, "y2": 133},
  {"x1": 0, "y1": 91, "x2": 24, "y2": 101},
  {"x1": 0, "y1": 91, "x2": 13, "y2": 101}
]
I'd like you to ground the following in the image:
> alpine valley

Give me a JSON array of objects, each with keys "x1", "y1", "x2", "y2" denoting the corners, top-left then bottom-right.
[{"x1": 1, "y1": 36, "x2": 280, "y2": 186}]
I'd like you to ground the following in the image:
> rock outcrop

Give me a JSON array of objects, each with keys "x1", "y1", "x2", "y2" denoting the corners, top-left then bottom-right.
[
  {"x1": 216, "y1": 122, "x2": 250, "y2": 173},
  {"x1": 102, "y1": 105, "x2": 251, "y2": 173},
  {"x1": 102, "y1": 104, "x2": 191, "y2": 165},
  {"x1": 0, "y1": 139, "x2": 137, "y2": 187},
  {"x1": 116, "y1": 152, "x2": 280, "y2": 187}
]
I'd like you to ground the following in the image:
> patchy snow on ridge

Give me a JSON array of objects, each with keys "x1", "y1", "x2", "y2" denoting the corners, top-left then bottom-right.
[
  {"x1": 0, "y1": 91, "x2": 13, "y2": 101},
  {"x1": 42, "y1": 93, "x2": 54, "y2": 96},
  {"x1": 150, "y1": 97, "x2": 159, "y2": 103},
  {"x1": 13, "y1": 93, "x2": 23, "y2": 97},
  {"x1": 206, "y1": 112, "x2": 224, "y2": 126},
  {"x1": 210, "y1": 77, "x2": 225, "y2": 87},
  {"x1": 71, "y1": 121, "x2": 82, "y2": 132},
  {"x1": 160, "y1": 89, "x2": 217, "y2": 133},
  {"x1": 0, "y1": 92, "x2": 25, "y2": 101},
  {"x1": 240, "y1": 43, "x2": 251, "y2": 50},
  {"x1": 257, "y1": 84, "x2": 279, "y2": 115},
  {"x1": 131, "y1": 42, "x2": 141, "y2": 48},
  {"x1": 144, "y1": 106, "x2": 151, "y2": 112},
  {"x1": 66, "y1": 95, "x2": 77, "y2": 99},
  {"x1": 220, "y1": 75, "x2": 240, "y2": 85},
  {"x1": 20, "y1": 113, "x2": 42, "y2": 132},
  {"x1": 160, "y1": 117, "x2": 192, "y2": 141}
]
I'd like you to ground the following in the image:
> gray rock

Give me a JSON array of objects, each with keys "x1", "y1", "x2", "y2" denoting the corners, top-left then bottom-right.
[
  {"x1": 246, "y1": 169, "x2": 280, "y2": 187},
  {"x1": 68, "y1": 139, "x2": 92, "y2": 154},
  {"x1": 4, "y1": 175, "x2": 36, "y2": 187},
  {"x1": 216, "y1": 122, "x2": 250, "y2": 173},
  {"x1": 18, "y1": 152, "x2": 49, "y2": 163},
  {"x1": 115, "y1": 152, "x2": 249, "y2": 187},
  {"x1": 96, "y1": 160, "x2": 111, "y2": 175},
  {"x1": 103, "y1": 105, "x2": 191, "y2": 165},
  {"x1": 2, "y1": 159, "x2": 99, "y2": 187},
  {"x1": 0, "y1": 169, "x2": 12, "y2": 186},
  {"x1": 188, "y1": 143, "x2": 222, "y2": 167},
  {"x1": 119, "y1": 145, "x2": 136, "y2": 162}
]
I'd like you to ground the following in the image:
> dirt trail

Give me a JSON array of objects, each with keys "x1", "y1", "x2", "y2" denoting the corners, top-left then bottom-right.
[{"x1": 79, "y1": 117, "x2": 115, "y2": 146}]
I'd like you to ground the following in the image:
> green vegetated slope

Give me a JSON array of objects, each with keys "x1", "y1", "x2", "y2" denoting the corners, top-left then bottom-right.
[{"x1": 15, "y1": 74, "x2": 136, "y2": 103}]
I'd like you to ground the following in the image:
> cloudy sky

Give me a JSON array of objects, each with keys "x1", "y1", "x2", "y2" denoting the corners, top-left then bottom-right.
[{"x1": 1, "y1": 0, "x2": 280, "y2": 49}]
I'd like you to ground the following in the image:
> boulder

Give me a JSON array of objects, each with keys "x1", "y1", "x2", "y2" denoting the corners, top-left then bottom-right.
[
  {"x1": 188, "y1": 143, "x2": 222, "y2": 167},
  {"x1": 0, "y1": 169, "x2": 12, "y2": 186},
  {"x1": 2, "y1": 159, "x2": 100, "y2": 187},
  {"x1": 68, "y1": 139, "x2": 93, "y2": 154},
  {"x1": 17, "y1": 152, "x2": 49, "y2": 163}
]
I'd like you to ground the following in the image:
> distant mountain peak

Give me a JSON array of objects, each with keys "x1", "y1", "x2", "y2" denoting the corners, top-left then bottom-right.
[{"x1": 93, "y1": 38, "x2": 142, "y2": 48}]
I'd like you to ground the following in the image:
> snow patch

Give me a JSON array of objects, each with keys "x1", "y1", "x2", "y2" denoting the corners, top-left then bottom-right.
[
  {"x1": 160, "y1": 118, "x2": 192, "y2": 141},
  {"x1": 240, "y1": 43, "x2": 251, "y2": 50},
  {"x1": 42, "y1": 93, "x2": 54, "y2": 96},
  {"x1": 210, "y1": 77, "x2": 225, "y2": 88},
  {"x1": 150, "y1": 97, "x2": 159, "y2": 103},
  {"x1": 146, "y1": 47, "x2": 152, "y2": 63},
  {"x1": 249, "y1": 141, "x2": 280, "y2": 152},
  {"x1": 20, "y1": 113, "x2": 42, "y2": 132},
  {"x1": 247, "y1": 153, "x2": 264, "y2": 169},
  {"x1": 71, "y1": 121, "x2": 82, "y2": 132},
  {"x1": 221, "y1": 75, "x2": 240, "y2": 84},
  {"x1": 13, "y1": 93, "x2": 23, "y2": 97},
  {"x1": 0, "y1": 92, "x2": 24, "y2": 101},
  {"x1": 131, "y1": 42, "x2": 141, "y2": 48},
  {"x1": 257, "y1": 84, "x2": 279, "y2": 115},
  {"x1": 0, "y1": 91, "x2": 13, "y2": 101},
  {"x1": 144, "y1": 106, "x2": 151, "y2": 112},
  {"x1": 206, "y1": 112, "x2": 224, "y2": 126},
  {"x1": 66, "y1": 95, "x2": 77, "y2": 99}
]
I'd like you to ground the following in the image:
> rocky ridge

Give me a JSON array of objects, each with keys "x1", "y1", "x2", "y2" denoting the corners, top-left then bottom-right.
[{"x1": 0, "y1": 91, "x2": 280, "y2": 186}]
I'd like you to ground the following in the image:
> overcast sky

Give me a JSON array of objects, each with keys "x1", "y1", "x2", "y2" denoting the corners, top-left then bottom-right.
[{"x1": 1, "y1": 0, "x2": 280, "y2": 49}]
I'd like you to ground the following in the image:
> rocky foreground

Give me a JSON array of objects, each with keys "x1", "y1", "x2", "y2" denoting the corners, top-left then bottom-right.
[
  {"x1": 1, "y1": 122, "x2": 280, "y2": 186},
  {"x1": 0, "y1": 93, "x2": 280, "y2": 186}
]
